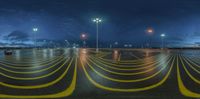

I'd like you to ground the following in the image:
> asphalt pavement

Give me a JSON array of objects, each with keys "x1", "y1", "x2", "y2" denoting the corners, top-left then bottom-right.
[{"x1": 1, "y1": 48, "x2": 200, "y2": 99}]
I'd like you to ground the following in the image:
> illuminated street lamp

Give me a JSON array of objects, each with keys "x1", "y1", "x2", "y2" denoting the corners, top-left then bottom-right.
[
  {"x1": 160, "y1": 33, "x2": 166, "y2": 49},
  {"x1": 82, "y1": 34, "x2": 86, "y2": 38},
  {"x1": 33, "y1": 28, "x2": 38, "y2": 32},
  {"x1": 146, "y1": 28, "x2": 154, "y2": 36},
  {"x1": 147, "y1": 28, "x2": 153, "y2": 34},
  {"x1": 80, "y1": 33, "x2": 87, "y2": 48},
  {"x1": 93, "y1": 18, "x2": 102, "y2": 52},
  {"x1": 146, "y1": 27, "x2": 154, "y2": 48},
  {"x1": 33, "y1": 28, "x2": 38, "y2": 48}
]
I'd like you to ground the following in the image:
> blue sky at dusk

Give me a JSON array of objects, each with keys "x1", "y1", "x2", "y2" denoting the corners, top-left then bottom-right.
[{"x1": 0, "y1": 0, "x2": 200, "y2": 47}]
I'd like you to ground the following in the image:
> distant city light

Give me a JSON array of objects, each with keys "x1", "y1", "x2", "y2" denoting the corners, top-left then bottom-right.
[
  {"x1": 124, "y1": 44, "x2": 128, "y2": 47},
  {"x1": 129, "y1": 44, "x2": 132, "y2": 47},
  {"x1": 114, "y1": 42, "x2": 118, "y2": 45}
]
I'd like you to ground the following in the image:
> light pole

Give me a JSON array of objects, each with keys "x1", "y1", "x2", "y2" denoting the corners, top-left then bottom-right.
[
  {"x1": 93, "y1": 18, "x2": 102, "y2": 52},
  {"x1": 146, "y1": 28, "x2": 154, "y2": 48},
  {"x1": 65, "y1": 40, "x2": 70, "y2": 48},
  {"x1": 80, "y1": 33, "x2": 87, "y2": 48},
  {"x1": 33, "y1": 28, "x2": 38, "y2": 48},
  {"x1": 160, "y1": 33, "x2": 166, "y2": 49},
  {"x1": 43, "y1": 40, "x2": 46, "y2": 48}
]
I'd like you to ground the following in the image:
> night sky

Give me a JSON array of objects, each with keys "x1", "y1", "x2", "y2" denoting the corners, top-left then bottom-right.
[{"x1": 0, "y1": 0, "x2": 200, "y2": 47}]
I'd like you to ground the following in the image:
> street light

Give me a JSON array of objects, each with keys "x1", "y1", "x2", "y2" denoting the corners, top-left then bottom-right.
[
  {"x1": 146, "y1": 27, "x2": 154, "y2": 48},
  {"x1": 33, "y1": 28, "x2": 38, "y2": 32},
  {"x1": 65, "y1": 40, "x2": 70, "y2": 48},
  {"x1": 93, "y1": 18, "x2": 102, "y2": 52},
  {"x1": 80, "y1": 33, "x2": 87, "y2": 48},
  {"x1": 160, "y1": 33, "x2": 166, "y2": 49},
  {"x1": 147, "y1": 28, "x2": 154, "y2": 35},
  {"x1": 80, "y1": 33, "x2": 87, "y2": 40},
  {"x1": 33, "y1": 28, "x2": 38, "y2": 48}
]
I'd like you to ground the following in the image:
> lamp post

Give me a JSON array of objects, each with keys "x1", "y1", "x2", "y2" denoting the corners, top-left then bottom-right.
[
  {"x1": 160, "y1": 33, "x2": 166, "y2": 49},
  {"x1": 43, "y1": 40, "x2": 46, "y2": 48},
  {"x1": 146, "y1": 28, "x2": 154, "y2": 48},
  {"x1": 93, "y1": 18, "x2": 102, "y2": 52},
  {"x1": 80, "y1": 33, "x2": 87, "y2": 48},
  {"x1": 65, "y1": 40, "x2": 70, "y2": 48},
  {"x1": 33, "y1": 28, "x2": 38, "y2": 48}
]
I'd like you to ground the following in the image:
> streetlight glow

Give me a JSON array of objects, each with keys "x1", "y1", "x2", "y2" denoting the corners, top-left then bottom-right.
[
  {"x1": 81, "y1": 34, "x2": 86, "y2": 38},
  {"x1": 80, "y1": 33, "x2": 88, "y2": 40},
  {"x1": 33, "y1": 28, "x2": 38, "y2": 32},
  {"x1": 147, "y1": 28, "x2": 154, "y2": 34},
  {"x1": 161, "y1": 33, "x2": 166, "y2": 37},
  {"x1": 148, "y1": 29, "x2": 153, "y2": 33},
  {"x1": 93, "y1": 18, "x2": 102, "y2": 23},
  {"x1": 80, "y1": 33, "x2": 87, "y2": 48}
]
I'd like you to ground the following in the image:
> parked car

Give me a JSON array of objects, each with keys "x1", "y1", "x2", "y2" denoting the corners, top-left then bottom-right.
[{"x1": 4, "y1": 49, "x2": 13, "y2": 55}]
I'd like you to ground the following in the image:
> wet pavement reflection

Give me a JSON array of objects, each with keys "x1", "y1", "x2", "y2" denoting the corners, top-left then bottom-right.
[{"x1": 1, "y1": 48, "x2": 200, "y2": 99}]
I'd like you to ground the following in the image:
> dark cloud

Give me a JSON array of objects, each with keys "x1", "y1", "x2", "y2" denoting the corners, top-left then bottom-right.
[
  {"x1": 195, "y1": 42, "x2": 200, "y2": 44},
  {"x1": 7, "y1": 30, "x2": 29, "y2": 41},
  {"x1": 0, "y1": 0, "x2": 200, "y2": 47}
]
